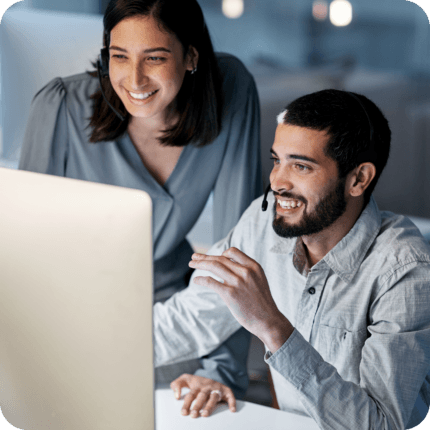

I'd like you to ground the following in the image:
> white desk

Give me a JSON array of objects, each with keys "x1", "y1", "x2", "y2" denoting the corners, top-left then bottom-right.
[{"x1": 155, "y1": 388, "x2": 320, "y2": 430}]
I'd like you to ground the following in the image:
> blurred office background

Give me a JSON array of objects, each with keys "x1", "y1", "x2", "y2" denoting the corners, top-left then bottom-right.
[
  {"x1": 1, "y1": 0, "x2": 430, "y2": 408},
  {"x1": 1, "y1": 0, "x2": 430, "y2": 217}
]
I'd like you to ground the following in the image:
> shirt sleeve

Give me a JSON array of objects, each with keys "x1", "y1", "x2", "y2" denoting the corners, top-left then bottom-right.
[
  {"x1": 265, "y1": 262, "x2": 430, "y2": 430},
  {"x1": 19, "y1": 78, "x2": 68, "y2": 176},
  {"x1": 212, "y1": 62, "x2": 263, "y2": 242},
  {"x1": 153, "y1": 232, "x2": 243, "y2": 368}
]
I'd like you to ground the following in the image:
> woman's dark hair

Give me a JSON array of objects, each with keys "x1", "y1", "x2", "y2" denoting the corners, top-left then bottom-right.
[
  {"x1": 88, "y1": 0, "x2": 223, "y2": 146},
  {"x1": 280, "y1": 89, "x2": 391, "y2": 205}
]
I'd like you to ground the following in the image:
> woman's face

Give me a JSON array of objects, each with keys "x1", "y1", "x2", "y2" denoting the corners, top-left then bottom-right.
[{"x1": 108, "y1": 15, "x2": 197, "y2": 123}]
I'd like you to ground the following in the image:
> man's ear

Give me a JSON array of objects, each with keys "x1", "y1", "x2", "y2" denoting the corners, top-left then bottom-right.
[{"x1": 347, "y1": 163, "x2": 377, "y2": 197}]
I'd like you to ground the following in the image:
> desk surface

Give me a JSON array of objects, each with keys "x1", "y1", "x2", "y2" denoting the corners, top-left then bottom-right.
[
  {"x1": 0, "y1": 388, "x2": 320, "y2": 430},
  {"x1": 155, "y1": 388, "x2": 320, "y2": 430}
]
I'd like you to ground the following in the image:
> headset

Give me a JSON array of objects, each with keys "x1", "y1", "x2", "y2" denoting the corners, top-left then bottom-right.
[
  {"x1": 261, "y1": 91, "x2": 376, "y2": 212},
  {"x1": 96, "y1": 47, "x2": 125, "y2": 122},
  {"x1": 261, "y1": 185, "x2": 271, "y2": 212}
]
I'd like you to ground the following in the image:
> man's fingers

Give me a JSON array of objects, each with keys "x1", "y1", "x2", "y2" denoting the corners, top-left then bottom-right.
[
  {"x1": 181, "y1": 390, "x2": 198, "y2": 415},
  {"x1": 189, "y1": 392, "x2": 210, "y2": 418},
  {"x1": 189, "y1": 257, "x2": 239, "y2": 283},
  {"x1": 170, "y1": 374, "x2": 190, "y2": 400},
  {"x1": 222, "y1": 247, "x2": 251, "y2": 266},
  {"x1": 200, "y1": 390, "x2": 223, "y2": 417},
  {"x1": 224, "y1": 389, "x2": 237, "y2": 412},
  {"x1": 194, "y1": 247, "x2": 253, "y2": 267},
  {"x1": 193, "y1": 275, "x2": 225, "y2": 291}
]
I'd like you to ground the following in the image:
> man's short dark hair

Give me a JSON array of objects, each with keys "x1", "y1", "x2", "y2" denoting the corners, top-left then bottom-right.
[{"x1": 279, "y1": 89, "x2": 391, "y2": 204}]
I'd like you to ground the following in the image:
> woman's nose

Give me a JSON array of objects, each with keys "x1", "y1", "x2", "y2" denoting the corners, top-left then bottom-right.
[{"x1": 129, "y1": 61, "x2": 148, "y2": 89}]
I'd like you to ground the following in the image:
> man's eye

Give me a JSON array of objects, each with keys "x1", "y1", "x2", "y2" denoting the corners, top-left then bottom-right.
[
  {"x1": 112, "y1": 54, "x2": 126, "y2": 59},
  {"x1": 270, "y1": 157, "x2": 280, "y2": 164},
  {"x1": 148, "y1": 56, "x2": 165, "y2": 62},
  {"x1": 296, "y1": 164, "x2": 310, "y2": 171}
]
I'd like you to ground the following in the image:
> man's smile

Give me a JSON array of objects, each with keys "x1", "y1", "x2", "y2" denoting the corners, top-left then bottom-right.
[{"x1": 276, "y1": 198, "x2": 303, "y2": 210}]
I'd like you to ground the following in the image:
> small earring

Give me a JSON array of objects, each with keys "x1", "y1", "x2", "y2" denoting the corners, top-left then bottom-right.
[{"x1": 191, "y1": 66, "x2": 197, "y2": 75}]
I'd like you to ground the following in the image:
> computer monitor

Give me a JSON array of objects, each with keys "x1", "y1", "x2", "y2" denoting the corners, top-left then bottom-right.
[{"x1": 0, "y1": 167, "x2": 154, "y2": 430}]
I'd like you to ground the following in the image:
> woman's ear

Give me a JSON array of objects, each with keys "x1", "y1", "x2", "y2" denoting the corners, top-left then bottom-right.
[
  {"x1": 186, "y1": 46, "x2": 199, "y2": 71},
  {"x1": 347, "y1": 162, "x2": 377, "y2": 197}
]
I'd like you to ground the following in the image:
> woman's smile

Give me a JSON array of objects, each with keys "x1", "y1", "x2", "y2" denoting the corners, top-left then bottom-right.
[{"x1": 126, "y1": 89, "x2": 159, "y2": 104}]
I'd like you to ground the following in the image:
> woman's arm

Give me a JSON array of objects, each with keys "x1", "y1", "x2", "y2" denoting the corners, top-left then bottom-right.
[{"x1": 19, "y1": 78, "x2": 69, "y2": 176}]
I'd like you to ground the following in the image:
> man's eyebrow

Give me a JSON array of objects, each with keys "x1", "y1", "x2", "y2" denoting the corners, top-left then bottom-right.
[
  {"x1": 270, "y1": 149, "x2": 318, "y2": 164},
  {"x1": 109, "y1": 46, "x2": 171, "y2": 54},
  {"x1": 289, "y1": 154, "x2": 319, "y2": 164}
]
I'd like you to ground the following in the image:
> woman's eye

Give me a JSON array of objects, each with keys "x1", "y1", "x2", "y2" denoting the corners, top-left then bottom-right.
[
  {"x1": 147, "y1": 56, "x2": 165, "y2": 62},
  {"x1": 112, "y1": 54, "x2": 126, "y2": 60},
  {"x1": 270, "y1": 157, "x2": 280, "y2": 165}
]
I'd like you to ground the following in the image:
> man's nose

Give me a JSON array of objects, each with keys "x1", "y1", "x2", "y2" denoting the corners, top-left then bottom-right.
[{"x1": 270, "y1": 168, "x2": 294, "y2": 194}]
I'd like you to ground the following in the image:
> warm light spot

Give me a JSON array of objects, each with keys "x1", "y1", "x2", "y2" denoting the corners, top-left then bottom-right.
[
  {"x1": 313, "y1": 1, "x2": 328, "y2": 21},
  {"x1": 330, "y1": 0, "x2": 353, "y2": 27},
  {"x1": 222, "y1": 0, "x2": 244, "y2": 19}
]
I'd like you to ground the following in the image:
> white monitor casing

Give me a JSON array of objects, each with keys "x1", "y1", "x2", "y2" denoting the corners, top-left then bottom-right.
[{"x1": 0, "y1": 167, "x2": 154, "y2": 430}]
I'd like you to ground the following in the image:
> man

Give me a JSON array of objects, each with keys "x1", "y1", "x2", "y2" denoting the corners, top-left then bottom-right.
[{"x1": 154, "y1": 89, "x2": 430, "y2": 429}]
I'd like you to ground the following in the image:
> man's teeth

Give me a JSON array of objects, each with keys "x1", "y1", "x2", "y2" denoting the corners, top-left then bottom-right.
[
  {"x1": 278, "y1": 199, "x2": 302, "y2": 209},
  {"x1": 129, "y1": 90, "x2": 157, "y2": 100}
]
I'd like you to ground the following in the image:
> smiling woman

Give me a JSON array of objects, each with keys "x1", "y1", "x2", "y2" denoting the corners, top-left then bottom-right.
[
  {"x1": 19, "y1": 0, "x2": 263, "y2": 420},
  {"x1": 88, "y1": 0, "x2": 222, "y2": 148},
  {"x1": 108, "y1": 16, "x2": 195, "y2": 123}
]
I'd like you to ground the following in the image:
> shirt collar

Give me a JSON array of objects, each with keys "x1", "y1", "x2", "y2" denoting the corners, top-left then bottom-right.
[
  {"x1": 268, "y1": 195, "x2": 382, "y2": 283},
  {"x1": 322, "y1": 196, "x2": 381, "y2": 283}
]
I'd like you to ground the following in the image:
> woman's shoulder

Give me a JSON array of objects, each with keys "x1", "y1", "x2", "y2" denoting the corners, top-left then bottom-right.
[
  {"x1": 215, "y1": 52, "x2": 254, "y2": 83},
  {"x1": 215, "y1": 53, "x2": 257, "y2": 109},
  {"x1": 33, "y1": 72, "x2": 99, "y2": 106}
]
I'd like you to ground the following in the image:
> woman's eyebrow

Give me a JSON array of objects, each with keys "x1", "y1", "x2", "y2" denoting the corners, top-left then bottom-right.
[
  {"x1": 109, "y1": 46, "x2": 127, "y2": 52},
  {"x1": 109, "y1": 46, "x2": 171, "y2": 54},
  {"x1": 143, "y1": 47, "x2": 171, "y2": 54}
]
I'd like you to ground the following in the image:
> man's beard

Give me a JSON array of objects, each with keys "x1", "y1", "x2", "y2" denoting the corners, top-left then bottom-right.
[{"x1": 272, "y1": 178, "x2": 347, "y2": 238}]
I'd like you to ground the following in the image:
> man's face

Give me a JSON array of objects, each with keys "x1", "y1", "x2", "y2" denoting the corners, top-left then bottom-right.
[{"x1": 270, "y1": 123, "x2": 347, "y2": 238}]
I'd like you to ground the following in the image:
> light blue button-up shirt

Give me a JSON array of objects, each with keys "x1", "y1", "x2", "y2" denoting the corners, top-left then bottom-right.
[{"x1": 154, "y1": 193, "x2": 430, "y2": 429}]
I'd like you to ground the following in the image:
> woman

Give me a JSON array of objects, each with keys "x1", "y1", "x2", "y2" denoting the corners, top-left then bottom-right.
[{"x1": 19, "y1": 0, "x2": 262, "y2": 417}]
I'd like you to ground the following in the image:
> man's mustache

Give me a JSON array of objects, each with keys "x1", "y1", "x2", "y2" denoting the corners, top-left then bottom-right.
[{"x1": 273, "y1": 191, "x2": 307, "y2": 205}]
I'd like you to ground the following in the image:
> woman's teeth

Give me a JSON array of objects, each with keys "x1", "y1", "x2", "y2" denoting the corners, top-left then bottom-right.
[
  {"x1": 278, "y1": 199, "x2": 302, "y2": 209},
  {"x1": 129, "y1": 90, "x2": 157, "y2": 100}
]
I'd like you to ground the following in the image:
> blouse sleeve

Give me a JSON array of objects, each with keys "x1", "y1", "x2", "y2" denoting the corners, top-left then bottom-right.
[
  {"x1": 19, "y1": 78, "x2": 68, "y2": 176},
  {"x1": 212, "y1": 59, "x2": 263, "y2": 242}
]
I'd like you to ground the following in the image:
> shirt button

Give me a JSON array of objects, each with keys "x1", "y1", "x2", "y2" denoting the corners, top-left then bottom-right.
[{"x1": 308, "y1": 287, "x2": 316, "y2": 295}]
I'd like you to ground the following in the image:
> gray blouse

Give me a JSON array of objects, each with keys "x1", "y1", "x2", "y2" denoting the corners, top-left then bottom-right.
[{"x1": 19, "y1": 53, "x2": 263, "y2": 301}]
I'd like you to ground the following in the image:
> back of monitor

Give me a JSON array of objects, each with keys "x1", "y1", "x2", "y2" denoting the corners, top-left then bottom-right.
[{"x1": 0, "y1": 168, "x2": 154, "y2": 430}]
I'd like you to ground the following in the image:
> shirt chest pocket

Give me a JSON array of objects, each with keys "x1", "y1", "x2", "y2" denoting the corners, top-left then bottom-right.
[{"x1": 316, "y1": 325, "x2": 369, "y2": 384}]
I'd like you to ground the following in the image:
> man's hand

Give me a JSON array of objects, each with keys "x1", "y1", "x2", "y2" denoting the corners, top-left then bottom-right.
[
  {"x1": 189, "y1": 247, "x2": 294, "y2": 352},
  {"x1": 170, "y1": 374, "x2": 236, "y2": 418}
]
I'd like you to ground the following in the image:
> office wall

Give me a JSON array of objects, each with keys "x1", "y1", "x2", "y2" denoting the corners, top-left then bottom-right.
[{"x1": 25, "y1": 0, "x2": 100, "y2": 14}]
